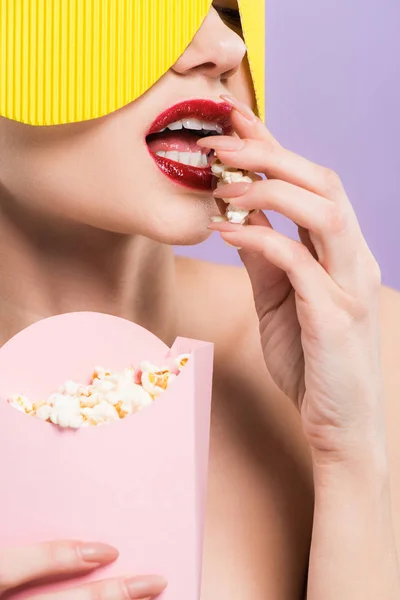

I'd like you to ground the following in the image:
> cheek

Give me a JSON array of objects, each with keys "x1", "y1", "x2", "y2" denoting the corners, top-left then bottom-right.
[
  {"x1": 0, "y1": 136, "x2": 151, "y2": 231},
  {"x1": 0, "y1": 139, "x2": 214, "y2": 243},
  {"x1": 0, "y1": 116, "x2": 217, "y2": 244}
]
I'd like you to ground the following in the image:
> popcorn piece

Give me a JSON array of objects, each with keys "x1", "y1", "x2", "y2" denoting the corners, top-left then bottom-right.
[
  {"x1": 211, "y1": 158, "x2": 258, "y2": 225},
  {"x1": 59, "y1": 380, "x2": 81, "y2": 396},
  {"x1": 7, "y1": 353, "x2": 190, "y2": 429},
  {"x1": 36, "y1": 404, "x2": 52, "y2": 421},
  {"x1": 8, "y1": 394, "x2": 33, "y2": 414},
  {"x1": 92, "y1": 366, "x2": 112, "y2": 380},
  {"x1": 175, "y1": 353, "x2": 191, "y2": 370},
  {"x1": 141, "y1": 369, "x2": 176, "y2": 398},
  {"x1": 226, "y1": 206, "x2": 251, "y2": 225},
  {"x1": 140, "y1": 361, "x2": 169, "y2": 374},
  {"x1": 115, "y1": 384, "x2": 153, "y2": 417},
  {"x1": 49, "y1": 396, "x2": 83, "y2": 429},
  {"x1": 210, "y1": 215, "x2": 228, "y2": 223},
  {"x1": 82, "y1": 401, "x2": 119, "y2": 426}
]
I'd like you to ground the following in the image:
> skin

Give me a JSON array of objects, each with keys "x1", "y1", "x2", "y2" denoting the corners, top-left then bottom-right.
[{"x1": 0, "y1": 1, "x2": 399, "y2": 598}]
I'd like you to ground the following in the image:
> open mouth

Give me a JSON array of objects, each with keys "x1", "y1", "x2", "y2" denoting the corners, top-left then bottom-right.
[{"x1": 146, "y1": 99, "x2": 233, "y2": 191}]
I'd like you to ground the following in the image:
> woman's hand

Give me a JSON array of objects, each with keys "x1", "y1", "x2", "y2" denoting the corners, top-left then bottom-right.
[
  {"x1": 199, "y1": 95, "x2": 400, "y2": 599},
  {"x1": 199, "y1": 94, "x2": 384, "y2": 463},
  {"x1": 0, "y1": 540, "x2": 167, "y2": 599}
]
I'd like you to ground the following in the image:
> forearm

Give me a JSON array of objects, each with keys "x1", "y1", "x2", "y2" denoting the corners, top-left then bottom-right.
[{"x1": 306, "y1": 446, "x2": 400, "y2": 600}]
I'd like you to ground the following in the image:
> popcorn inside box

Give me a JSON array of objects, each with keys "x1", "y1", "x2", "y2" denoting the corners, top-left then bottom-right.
[
  {"x1": 8, "y1": 353, "x2": 191, "y2": 429},
  {"x1": 0, "y1": 312, "x2": 214, "y2": 600}
]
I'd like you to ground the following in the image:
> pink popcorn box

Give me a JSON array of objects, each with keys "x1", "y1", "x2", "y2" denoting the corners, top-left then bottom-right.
[{"x1": 0, "y1": 312, "x2": 214, "y2": 599}]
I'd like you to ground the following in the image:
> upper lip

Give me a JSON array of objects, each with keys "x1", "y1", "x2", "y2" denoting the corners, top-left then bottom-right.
[{"x1": 146, "y1": 99, "x2": 234, "y2": 137}]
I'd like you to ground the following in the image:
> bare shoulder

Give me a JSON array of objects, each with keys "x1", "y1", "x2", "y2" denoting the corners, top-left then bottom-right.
[
  {"x1": 380, "y1": 286, "x2": 400, "y2": 548},
  {"x1": 380, "y1": 285, "x2": 400, "y2": 415},
  {"x1": 381, "y1": 285, "x2": 400, "y2": 351},
  {"x1": 176, "y1": 256, "x2": 313, "y2": 600}
]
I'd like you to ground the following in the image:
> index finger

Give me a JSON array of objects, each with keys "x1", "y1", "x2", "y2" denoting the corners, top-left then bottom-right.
[
  {"x1": 0, "y1": 540, "x2": 118, "y2": 593},
  {"x1": 199, "y1": 95, "x2": 346, "y2": 202}
]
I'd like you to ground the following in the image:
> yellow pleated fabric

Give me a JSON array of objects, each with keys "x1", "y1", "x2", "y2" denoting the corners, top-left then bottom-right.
[
  {"x1": 0, "y1": 0, "x2": 265, "y2": 126},
  {"x1": 239, "y1": 0, "x2": 265, "y2": 122}
]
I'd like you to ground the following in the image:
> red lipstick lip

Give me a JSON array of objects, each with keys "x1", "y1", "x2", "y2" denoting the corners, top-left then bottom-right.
[
  {"x1": 146, "y1": 99, "x2": 233, "y2": 191},
  {"x1": 151, "y1": 154, "x2": 215, "y2": 192},
  {"x1": 147, "y1": 99, "x2": 233, "y2": 136}
]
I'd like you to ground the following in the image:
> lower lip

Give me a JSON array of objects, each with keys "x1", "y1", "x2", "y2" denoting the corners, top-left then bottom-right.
[{"x1": 149, "y1": 153, "x2": 215, "y2": 191}]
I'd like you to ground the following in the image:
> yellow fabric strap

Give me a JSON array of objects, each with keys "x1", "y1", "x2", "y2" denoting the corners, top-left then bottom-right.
[{"x1": 0, "y1": 0, "x2": 265, "y2": 126}]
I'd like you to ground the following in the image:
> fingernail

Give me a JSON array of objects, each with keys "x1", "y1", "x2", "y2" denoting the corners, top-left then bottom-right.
[
  {"x1": 208, "y1": 222, "x2": 243, "y2": 232},
  {"x1": 224, "y1": 239, "x2": 242, "y2": 250},
  {"x1": 220, "y1": 94, "x2": 258, "y2": 122},
  {"x1": 213, "y1": 181, "x2": 251, "y2": 199},
  {"x1": 79, "y1": 542, "x2": 119, "y2": 564},
  {"x1": 124, "y1": 575, "x2": 168, "y2": 599},
  {"x1": 197, "y1": 136, "x2": 245, "y2": 151}
]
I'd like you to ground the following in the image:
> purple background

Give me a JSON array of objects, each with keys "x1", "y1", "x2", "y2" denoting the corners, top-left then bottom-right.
[{"x1": 175, "y1": 0, "x2": 400, "y2": 291}]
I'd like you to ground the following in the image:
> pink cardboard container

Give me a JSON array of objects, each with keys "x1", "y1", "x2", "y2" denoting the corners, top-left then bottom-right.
[{"x1": 0, "y1": 312, "x2": 214, "y2": 599}]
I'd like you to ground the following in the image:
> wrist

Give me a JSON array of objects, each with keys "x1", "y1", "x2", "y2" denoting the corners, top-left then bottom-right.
[
  {"x1": 309, "y1": 450, "x2": 400, "y2": 600},
  {"x1": 310, "y1": 394, "x2": 389, "y2": 480},
  {"x1": 311, "y1": 440, "x2": 391, "y2": 512}
]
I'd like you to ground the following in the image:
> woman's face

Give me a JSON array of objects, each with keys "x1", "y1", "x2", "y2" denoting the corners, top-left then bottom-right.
[{"x1": 0, "y1": 1, "x2": 255, "y2": 246}]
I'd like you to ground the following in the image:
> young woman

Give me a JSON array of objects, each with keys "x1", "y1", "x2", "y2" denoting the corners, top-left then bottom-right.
[{"x1": 0, "y1": 1, "x2": 399, "y2": 599}]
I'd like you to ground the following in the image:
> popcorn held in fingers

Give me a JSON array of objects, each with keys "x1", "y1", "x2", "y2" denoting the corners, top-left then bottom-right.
[
  {"x1": 210, "y1": 215, "x2": 228, "y2": 223},
  {"x1": 7, "y1": 354, "x2": 191, "y2": 429},
  {"x1": 211, "y1": 158, "x2": 258, "y2": 225}
]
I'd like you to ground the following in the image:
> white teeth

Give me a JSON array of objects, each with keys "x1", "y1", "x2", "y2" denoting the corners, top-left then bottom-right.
[
  {"x1": 167, "y1": 120, "x2": 183, "y2": 130},
  {"x1": 179, "y1": 152, "x2": 190, "y2": 165},
  {"x1": 165, "y1": 151, "x2": 179, "y2": 162},
  {"x1": 161, "y1": 119, "x2": 223, "y2": 134},
  {"x1": 189, "y1": 152, "x2": 203, "y2": 167},
  {"x1": 183, "y1": 118, "x2": 203, "y2": 130},
  {"x1": 202, "y1": 122, "x2": 224, "y2": 134},
  {"x1": 162, "y1": 151, "x2": 205, "y2": 167},
  {"x1": 158, "y1": 150, "x2": 207, "y2": 167}
]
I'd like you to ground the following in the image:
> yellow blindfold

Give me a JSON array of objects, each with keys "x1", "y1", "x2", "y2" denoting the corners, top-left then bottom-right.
[{"x1": 0, "y1": 0, "x2": 265, "y2": 126}]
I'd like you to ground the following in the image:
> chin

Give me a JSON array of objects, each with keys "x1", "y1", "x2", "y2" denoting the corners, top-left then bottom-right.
[
  {"x1": 83, "y1": 198, "x2": 213, "y2": 246},
  {"x1": 137, "y1": 211, "x2": 214, "y2": 247},
  {"x1": 150, "y1": 225, "x2": 213, "y2": 247},
  {"x1": 115, "y1": 185, "x2": 218, "y2": 245}
]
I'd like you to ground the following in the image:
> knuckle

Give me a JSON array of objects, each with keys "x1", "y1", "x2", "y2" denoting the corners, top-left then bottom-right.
[
  {"x1": 321, "y1": 167, "x2": 342, "y2": 195},
  {"x1": 349, "y1": 297, "x2": 371, "y2": 321},
  {"x1": 91, "y1": 578, "x2": 129, "y2": 600},
  {"x1": 341, "y1": 288, "x2": 374, "y2": 322},
  {"x1": 44, "y1": 540, "x2": 81, "y2": 571},
  {"x1": 324, "y1": 203, "x2": 348, "y2": 235},
  {"x1": 263, "y1": 137, "x2": 282, "y2": 157},
  {"x1": 291, "y1": 241, "x2": 311, "y2": 269}
]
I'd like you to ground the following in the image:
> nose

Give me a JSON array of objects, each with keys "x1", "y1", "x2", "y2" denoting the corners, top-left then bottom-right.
[{"x1": 171, "y1": 7, "x2": 246, "y2": 81}]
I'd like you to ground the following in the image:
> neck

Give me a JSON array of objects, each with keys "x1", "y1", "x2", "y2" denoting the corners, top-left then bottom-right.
[{"x1": 0, "y1": 199, "x2": 178, "y2": 347}]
